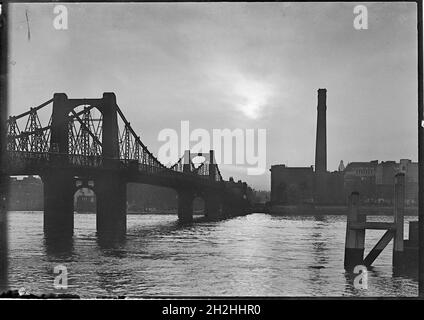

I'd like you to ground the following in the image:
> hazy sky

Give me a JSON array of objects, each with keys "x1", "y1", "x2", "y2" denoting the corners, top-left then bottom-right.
[{"x1": 9, "y1": 2, "x2": 418, "y2": 190}]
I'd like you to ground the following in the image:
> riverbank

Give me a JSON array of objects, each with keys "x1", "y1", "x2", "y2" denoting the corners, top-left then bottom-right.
[{"x1": 269, "y1": 205, "x2": 418, "y2": 216}]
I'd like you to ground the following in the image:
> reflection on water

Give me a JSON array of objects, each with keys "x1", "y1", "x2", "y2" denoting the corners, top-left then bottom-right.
[
  {"x1": 44, "y1": 234, "x2": 74, "y2": 258},
  {"x1": 97, "y1": 234, "x2": 127, "y2": 251},
  {"x1": 7, "y1": 212, "x2": 418, "y2": 297}
]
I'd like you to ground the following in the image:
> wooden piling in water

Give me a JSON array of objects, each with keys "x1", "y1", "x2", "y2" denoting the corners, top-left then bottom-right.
[
  {"x1": 344, "y1": 173, "x2": 411, "y2": 271},
  {"x1": 344, "y1": 192, "x2": 365, "y2": 270},
  {"x1": 363, "y1": 230, "x2": 394, "y2": 267},
  {"x1": 393, "y1": 173, "x2": 405, "y2": 266}
]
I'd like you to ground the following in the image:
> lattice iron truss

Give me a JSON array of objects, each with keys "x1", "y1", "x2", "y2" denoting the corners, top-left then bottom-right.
[
  {"x1": 5, "y1": 98, "x2": 224, "y2": 182},
  {"x1": 68, "y1": 106, "x2": 103, "y2": 156},
  {"x1": 7, "y1": 100, "x2": 53, "y2": 153}
]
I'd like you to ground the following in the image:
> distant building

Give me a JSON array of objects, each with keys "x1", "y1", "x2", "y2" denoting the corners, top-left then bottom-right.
[
  {"x1": 74, "y1": 188, "x2": 96, "y2": 212},
  {"x1": 225, "y1": 177, "x2": 255, "y2": 204},
  {"x1": 375, "y1": 159, "x2": 417, "y2": 205},
  {"x1": 8, "y1": 176, "x2": 43, "y2": 211},
  {"x1": 270, "y1": 165, "x2": 314, "y2": 204},
  {"x1": 344, "y1": 161, "x2": 378, "y2": 203},
  {"x1": 374, "y1": 160, "x2": 397, "y2": 204},
  {"x1": 252, "y1": 190, "x2": 271, "y2": 203},
  {"x1": 338, "y1": 160, "x2": 345, "y2": 172},
  {"x1": 314, "y1": 171, "x2": 345, "y2": 205},
  {"x1": 399, "y1": 159, "x2": 418, "y2": 205},
  {"x1": 343, "y1": 159, "x2": 418, "y2": 205},
  {"x1": 375, "y1": 161, "x2": 398, "y2": 184}
]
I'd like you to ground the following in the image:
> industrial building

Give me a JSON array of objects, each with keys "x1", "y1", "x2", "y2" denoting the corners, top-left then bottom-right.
[
  {"x1": 344, "y1": 159, "x2": 418, "y2": 205},
  {"x1": 270, "y1": 89, "x2": 418, "y2": 206},
  {"x1": 270, "y1": 88, "x2": 344, "y2": 205}
]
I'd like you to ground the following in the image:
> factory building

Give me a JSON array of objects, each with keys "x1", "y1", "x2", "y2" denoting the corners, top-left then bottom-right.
[
  {"x1": 270, "y1": 89, "x2": 418, "y2": 206},
  {"x1": 270, "y1": 89, "x2": 344, "y2": 205}
]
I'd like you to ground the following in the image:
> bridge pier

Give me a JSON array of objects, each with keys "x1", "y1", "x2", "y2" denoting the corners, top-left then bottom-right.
[
  {"x1": 42, "y1": 172, "x2": 75, "y2": 238},
  {"x1": 177, "y1": 190, "x2": 194, "y2": 223},
  {"x1": 205, "y1": 192, "x2": 223, "y2": 220},
  {"x1": 95, "y1": 173, "x2": 127, "y2": 239}
]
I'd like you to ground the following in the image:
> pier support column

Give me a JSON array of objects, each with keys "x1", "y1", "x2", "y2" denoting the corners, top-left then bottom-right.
[
  {"x1": 177, "y1": 190, "x2": 194, "y2": 223},
  {"x1": 205, "y1": 192, "x2": 222, "y2": 220},
  {"x1": 222, "y1": 193, "x2": 239, "y2": 218},
  {"x1": 393, "y1": 173, "x2": 405, "y2": 266},
  {"x1": 95, "y1": 172, "x2": 127, "y2": 239},
  {"x1": 42, "y1": 171, "x2": 75, "y2": 238},
  {"x1": 344, "y1": 192, "x2": 365, "y2": 271}
]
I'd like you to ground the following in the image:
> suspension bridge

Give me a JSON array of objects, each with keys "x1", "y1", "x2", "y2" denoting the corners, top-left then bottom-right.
[{"x1": 4, "y1": 93, "x2": 252, "y2": 239}]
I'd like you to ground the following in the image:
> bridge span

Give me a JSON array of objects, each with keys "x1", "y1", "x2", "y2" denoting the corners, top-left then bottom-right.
[{"x1": 4, "y1": 93, "x2": 253, "y2": 240}]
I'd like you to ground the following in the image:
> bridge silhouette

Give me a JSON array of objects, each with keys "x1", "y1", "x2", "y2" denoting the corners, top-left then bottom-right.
[{"x1": 5, "y1": 93, "x2": 252, "y2": 239}]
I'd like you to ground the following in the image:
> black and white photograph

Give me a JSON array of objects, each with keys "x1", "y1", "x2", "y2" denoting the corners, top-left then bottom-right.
[{"x1": 0, "y1": 0, "x2": 423, "y2": 305}]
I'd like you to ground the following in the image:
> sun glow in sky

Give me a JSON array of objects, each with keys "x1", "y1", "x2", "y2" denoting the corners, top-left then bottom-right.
[
  {"x1": 233, "y1": 77, "x2": 273, "y2": 120},
  {"x1": 203, "y1": 62, "x2": 274, "y2": 120}
]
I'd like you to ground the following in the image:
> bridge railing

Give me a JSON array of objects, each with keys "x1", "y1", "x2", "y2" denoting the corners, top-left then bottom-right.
[
  {"x1": 121, "y1": 159, "x2": 202, "y2": 178},
  {"x1": 6, "y1": 150, "x2": 225, "y2": 187},
  {"x1": 5, "y1": 151, "x2": 104, "y2": 171},
  {"x1": 121, "y1": 159, "x2": 173, "y2": 175},
  {"x1": 6, "y1": 150, "x2": 210, "y2": 177}
]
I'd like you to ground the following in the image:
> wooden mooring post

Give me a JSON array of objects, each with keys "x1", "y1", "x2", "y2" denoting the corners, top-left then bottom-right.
[
  {"x1": 344, "y1": 173, "x2": 416, "y2": 271},
  {"x1": 344, "y1": 192, "x2": 365, "y2": 270},
  {"x1": 393, "y1": 173, "x2": 405, "y2": 266}
]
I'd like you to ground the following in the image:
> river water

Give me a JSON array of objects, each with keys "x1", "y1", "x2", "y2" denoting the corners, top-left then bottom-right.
[{"x1": 7, "y1": 211, "x2": 418, "y2": 297}]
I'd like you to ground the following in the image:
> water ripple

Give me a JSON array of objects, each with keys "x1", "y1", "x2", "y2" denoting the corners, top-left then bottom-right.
[{"x1": 6, "y1": 211, "x2": 418, "y2": 297}]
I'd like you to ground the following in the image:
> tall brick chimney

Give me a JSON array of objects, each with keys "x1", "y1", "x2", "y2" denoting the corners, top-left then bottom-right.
[{"x1": 315, "y1": 88, "x2": 327, "y2": 173}]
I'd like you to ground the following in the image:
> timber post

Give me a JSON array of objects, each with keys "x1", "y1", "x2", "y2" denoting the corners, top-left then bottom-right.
[
  {"x1": 344, "y1": 192, "x2": 365, "y2": 270},
  {"x1": 393, "y1": 173, "x2": 405, "y2": 266}
]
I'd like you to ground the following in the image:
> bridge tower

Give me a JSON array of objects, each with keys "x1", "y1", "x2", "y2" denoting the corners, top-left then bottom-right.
[
  {"x1": 43, "y1": 93, "x2": 126, "y2": 240},
  {"x1": 177, "y1": 150, "x2": 194, "y2": 223},
  {"x1": 176, "y1": 150, "x2": 225, "y2": 222},
  {"x1": 205, "y1": 150, "x2": 223, "y2": 220},
  {"x1": 94, "y1": 93, "x2": 127, "y2": 239},
  {"x1": 43, "y1": 93, "x2": 74, "y2": 238}
]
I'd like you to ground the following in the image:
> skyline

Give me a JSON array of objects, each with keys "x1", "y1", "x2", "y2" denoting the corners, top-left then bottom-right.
[{"x1": 8, "y1": 2, "x2": 418, "y2": 190}]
